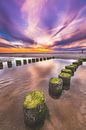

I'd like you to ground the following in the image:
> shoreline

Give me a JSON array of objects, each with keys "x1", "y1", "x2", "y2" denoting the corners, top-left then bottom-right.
[{"x1": 0, "y1": 52, "x2": 86, "y2": 59}]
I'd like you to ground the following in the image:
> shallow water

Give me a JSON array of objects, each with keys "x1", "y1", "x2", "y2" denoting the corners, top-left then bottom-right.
[{"x1": 0, "y1": 59, "x2": 86, "y2": 130}]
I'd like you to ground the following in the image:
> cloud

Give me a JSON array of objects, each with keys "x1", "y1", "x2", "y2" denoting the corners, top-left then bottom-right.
[
  {"x1": 0, "y1": 0, "x2": 86, "y2": 51},
  {"x1": 0, "y1": 0, "x2": 34, "y2": 44}
]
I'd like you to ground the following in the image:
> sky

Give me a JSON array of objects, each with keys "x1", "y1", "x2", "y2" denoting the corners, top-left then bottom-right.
[{"x1": 0, "y1": 0, "x2": 86, "y2": 53}]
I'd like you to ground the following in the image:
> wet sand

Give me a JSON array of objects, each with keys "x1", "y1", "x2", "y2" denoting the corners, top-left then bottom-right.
[{"x1": 0, "y1": 59, "x2": 86, "y2": 130}]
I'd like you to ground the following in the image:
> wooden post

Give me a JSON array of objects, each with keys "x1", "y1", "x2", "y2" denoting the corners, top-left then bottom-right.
[
  {"x1": 40, "y1": 58, "x2": 42, "y2": 61},
  {"x1": 7, "y1": 61, "x2": 12, "y2": 68},
  {"x1": 23, "y1": 59, "x2": 27, "y2": 65},
  {"x1": 23, "y1": 91, "x2": 47, "y2": 127},
  {"x1": 16, "y1": 60, "x2": 21, "y2": 66},
  {"x1": 0, "y1": 62, "x2": 3, "y2": 69},
  {"x1": 43, "y1": 58, "x2": 46, "y2": 61},
  {"x1": 28, "y1": 59, "x2": 31, "y2": 63},
  {"x1": 32, "y1": 59, "x2": 35, "y2": 63},
  {"x1": 36, "y1": 58, "x2": 39, "y2": 62}
]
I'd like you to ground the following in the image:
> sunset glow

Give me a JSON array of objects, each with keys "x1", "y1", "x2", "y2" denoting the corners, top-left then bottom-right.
[{"x1": 0, "y1": 47, "x2": 52, "y2": 53}]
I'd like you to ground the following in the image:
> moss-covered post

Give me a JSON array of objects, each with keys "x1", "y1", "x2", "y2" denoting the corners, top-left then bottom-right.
[
  {"x1": 59, "y1": 72, "x2": 71, "y2": 90},
  {"x1": 72, "y1": 64, "x2": 78, "y2": 70},
  {"x1": 65, "y1": 64, "x2": 77, "y2": 73},
  {"x1": 61, "y1": 69, "x2": 73, "y2": 76},
  {"x1": 52, "y1": 56, "x2": 55, "y2": 59},
  {"x1": 43, "y1": 57, "x2": 46, "y2": 61},
  {"x1": 78, "y1": 59, "x2": 83, "y2": 65},
  {"x1": 72, "y1": 62, "x2": 79, "y2": 68},
  {"x1": 0, "y1": 62, "x2": 3, "y2": 69},
  {"x1": 81, "y1": 58, "x2": 86, "y2": 62},
  {"x1": 7, "y1": 61, "x2": 12, "y2": 68},
  {"x1": 32, "y1": 59, "x2": 35, "y2": 63},
  {"x1": 23, "y1": 91, "x2": 47, "y2": 127},
  {"x1": 47, "y1": 57, "x2": 49, "y2": 60},
  {"x1": 23, "y1": 59, "x2": 27, "y2": 65},
  {"x1": 16, "y1": 60, "x2": 21, "y2": 66},
  {"x1": 36, "y1": 58, "x2": 39, "y2": 62},
  {"x1": 28, "y1": 59, "x2": 31, "y2": 63},
  {"x1": 40, "y1": 58, "x2": 42, "y2": 61},
  {"x1": 49, "y1": 78, "x2": 63, "y2": 99}
]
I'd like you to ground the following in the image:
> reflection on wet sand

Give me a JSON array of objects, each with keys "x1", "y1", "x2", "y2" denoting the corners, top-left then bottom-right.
[{"x1": 0, "y1": 59, "x2": 86, "y2": 130}]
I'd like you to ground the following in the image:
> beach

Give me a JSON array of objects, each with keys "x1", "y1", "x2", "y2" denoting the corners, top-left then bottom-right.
[
  {"x1": 0, "y1": 58, "x2": 86, "y2": 130},
  {"x1": 0, "y1": 52, "x2": 86, "y2": 59}
]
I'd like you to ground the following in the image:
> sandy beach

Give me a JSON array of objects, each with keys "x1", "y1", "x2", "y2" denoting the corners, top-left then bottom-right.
[{"x1": 0, "y1": 58, "x2": 86, "y2": 130}]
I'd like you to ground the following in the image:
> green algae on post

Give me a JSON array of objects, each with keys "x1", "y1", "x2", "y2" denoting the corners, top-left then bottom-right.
[
  {"x1": 59, "y1": 73, "x2": 71, "y2": 79},
  {"x1": 49, "y1": 77, "x2": 63, "y2": 99},
  {"x1": 65, "y1": 64, "x2": 76, "y2": 73},
  {"x1": 72, "y1": 62, "x2": 79, "y2": 67},
  {"x1": 78, "y1": 59, "x2": 83, "y2": 65},
  {"x1": 23, "y1": 91, "x2": 45, "y2": 109},
  {"x1": 61, "y1": 69, "x2": 73, "y2": 76},
  {"x1": 59, "y1": 72, "x2": 71, "y2": 90},
  {"x1": 50, "y1": 78, "x2": 62, "y2": 84},
  {"x1": 36, "y1": 58, "x2": 39, "y2": 62},
  {"x1": 16, "y1": 60, "x2": 21, "y2": 66},
  {"x1": 28, "y1": 59, "x2": 31, "y2": 63},
  {"x1": 32, "y1": 59, "x2": 35, "y2": 63},
  {"x1": 23, "y1": 91, "x2": 47, "y2": 127},
  {"x1": 72, "y1": 64, "x2": 78, "y2": 70},
  {"x1": 81, "y1": 58, "x2": 86, "y2": 62}
]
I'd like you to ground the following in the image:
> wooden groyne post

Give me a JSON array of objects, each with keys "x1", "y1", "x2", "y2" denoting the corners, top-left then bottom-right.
[
  {"x1": 0, "y1": 62, "x2": 3, "y2": 69},
  {"x1": 7, "y1": 61, "x2": 12, "y2": 68},
  {"x1": 23, "y1": 59, "x2": 27, "y2": 65},
  {"x1": 16, "y1": 60, "x2": 22, "y2": 66}
]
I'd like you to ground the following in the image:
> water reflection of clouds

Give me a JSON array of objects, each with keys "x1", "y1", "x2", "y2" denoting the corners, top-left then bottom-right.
[
  {"x1": 73, "y1": 65, "x2": 86, "y2": 95},
  {"x1": 27, "y1": 61, "x2": 55, "y2": 89},
  {"x1": 27, "y1": 59, "x2": 76, "y2": 86}
]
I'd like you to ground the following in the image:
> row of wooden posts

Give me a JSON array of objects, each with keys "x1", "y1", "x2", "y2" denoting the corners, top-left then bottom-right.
[
  {"x1": 0, "y1": 56, "x2": 55, "y2": 69},
  {"x1": 23, "y1": 58, "x2": 86, "y2": 128},
  {"x1": 49, "y1": 58, "x2": 86, "y2": 99}
]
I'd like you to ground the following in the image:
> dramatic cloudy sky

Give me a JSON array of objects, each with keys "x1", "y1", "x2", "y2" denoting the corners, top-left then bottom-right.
[{"x1": 0, "y1": 0, "x2": 86, "y2": 52}]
